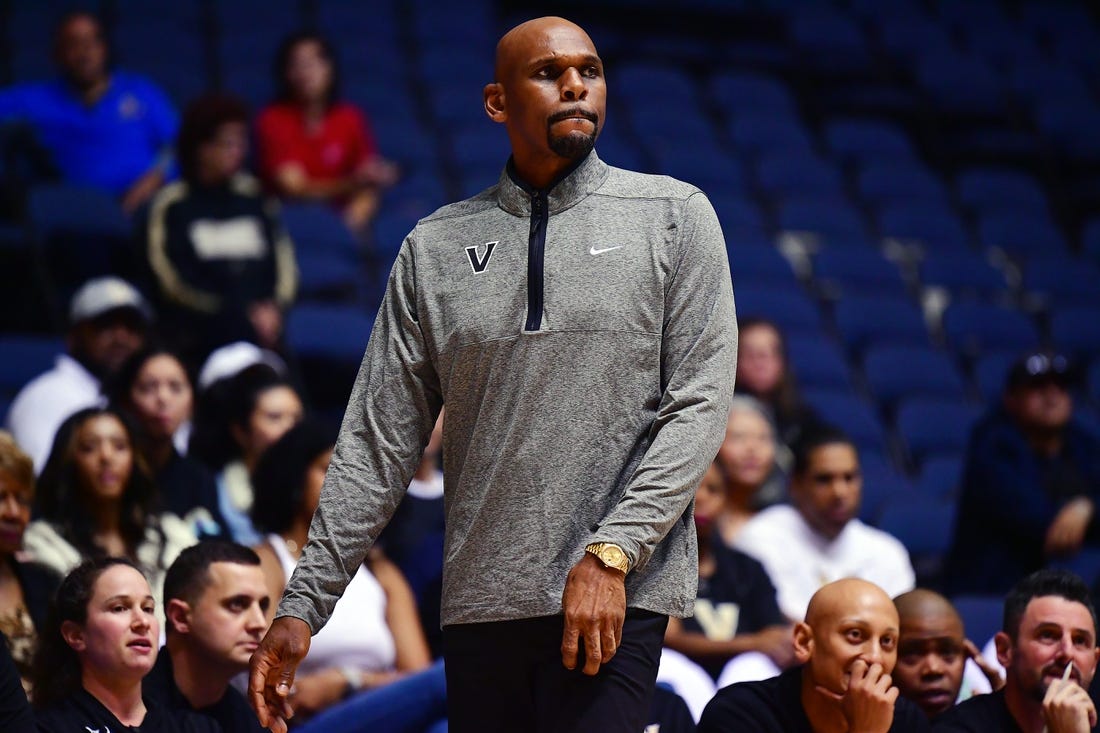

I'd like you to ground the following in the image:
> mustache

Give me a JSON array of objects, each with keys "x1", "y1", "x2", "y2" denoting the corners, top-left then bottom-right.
[{"x1": 548, "y1": 107, "x2": 599, "y2": 125}]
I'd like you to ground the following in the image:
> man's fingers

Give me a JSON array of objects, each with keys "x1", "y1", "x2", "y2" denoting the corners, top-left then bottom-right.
[
  {"x1": 601, "y1": 624, "x2": 617, "y2": 664},
  {"x1": 561, "y1": 624, "x2": 580, "y2": 670},
  {"x1": 583, "y1": 623, "x2": 602, "y2": 675}
]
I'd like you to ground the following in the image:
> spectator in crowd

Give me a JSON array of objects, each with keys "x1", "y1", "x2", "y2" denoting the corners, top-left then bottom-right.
[
  {"x1": 255, "y1": 31, "x2": 398, "y2": 239},
  {"x1": 735, "y1": 317, "x2": 819, "y2": 453},
  {"x1": 188, "y1": 364, "x2": 303, "y2": 545},
  {"x1": 30, "y1": 558, "x2": 217, "y2": 732},
  {"x1": 249, "y1": 421, "x2": 446, "y2": 731},
  {"x1": 0, "y1": 433, "x2": 61, "y2": 691},
  {"x1": 945, "y1": 351, "x2": 1100, "y2": 596},
  {"x1": 934, "y1": 569, "x2": 1099, "y2": 732},
  {"x1": 893, "y1": 589, "x2": 1001, "y2": 720},
  {"x1": 0, "y1": 12, "x2": 177, "y2": 213},
  {"x1": 6, "y1": 276, "x2": 151, "y2": 474},
  {"x1": 0, "y1": 631, "x2": 33, "y2": 733},
  {"x1": 715, "y1": 395, "x2": 782, "y2": 545},
  {"x1": 660, "y1": 461, "x2": 793, "y2": 720},
  {"x1": 145, "y1": 93, "x2": 298, "y2": 364},
  {"x1": 145, "y1": 541, "x2": 269, "y2": 732},
  {"x1": 22, "y1": 407, "x2": 196, "y2": 629},
  {"x1": 735, "y1": 426, "x2": 916, "y2": 622},
  {"x1": 698, "y1": 578, "x2": 930, "y2": 732},
  {"x1": 107, "y1": 347, "x2": 225, "y2": 539}
]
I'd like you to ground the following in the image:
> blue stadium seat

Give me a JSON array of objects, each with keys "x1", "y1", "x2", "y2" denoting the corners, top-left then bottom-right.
[
  {"x1": 728, "y1": 245, "x2": 798, "y2": 288},
  {"x1": 877, "y1": 201, "x2": 971, "y2": 253},
  {"x1": 951, "y1": 595, "x2": 1005, "y2": 649},
  {"x1": 802, "y1": 388, "x2": 889, "y2": 455},
  {"x1": 858, "y1": 451, "x2": 911, "y2": 525},
  {"x1": 876, "y1": 495, "x2": 956, "y2": 584},
  {"x1": 1006, "y1": 62, "x2": 1092, "y2": 109},
  {"x1": 941, "y1": 302, "x2": 1041, "y2": 356},
  {"x1": 823, "y1": 118, "x2": 918, "y2": 166},
  {"x1": 914, "y1": 51, "x2": 1007, "y2": 118},
  {"x1": 777, "y1": 197, "x2": 870, "y2": 247},
  {"x1": 280, "y1": 204, "x2": 359, "y2": 259},
  {"x1": 963, "y1": 24, "x2": 1044, "y2": 73},
  {"x1": 1084, "y1": 218, "x2": 1100, "y2": 268},
  {"x1": 1090, "y1": 359, "x2": 1100, "y2": 404},
  {"x1": 857, "y1": 163, "x2": 951, "y2": 207},
  {"x1": 27, "y1": 183, "x2": 132, "y2": 286},
  {"x1": 864, "y1": 345, "x2": 968, "y2": 405},
  {"x1": 918, "y1": 251, "x2": 1009, "y2": 300},
  {"x1": 1050, "y1": 307, "x2": 1100, "y2": 361},
  {"x1": 895, "y1": 399, "x2": 982, "y2": 468},
  {"x1": 977, "y1": 210, "x2": 1070, "y2": 259},
  {"x1": 1021, "y1": 256, "x2": 1100, "y2": 308},
  {"x1": 708, "y1": 72, "x2": 797, "y2": 116},
  {"x1": 915, "y1": 453, "x2": 964, "y2": 500},
  {"x1": 652, "y1": 145, "x2": 747, "y2": 194},
  {"x1": 1034, "y1": 100, "x2": 1100, "y2": 163},
  {"x1": 754, "y1": 153, "x2": 844, "y2": 200},
  {"x1": 785, "y1": 333, "x2": 853, "y2": 391},
  {"x1": 728, "y1": 113, "x2": 816, "y2": 155},
  {"x1": 876, "y1": 15, "x2": 954, "y2": 67},
  {"x1": 972, "y1": 350, "x2": 1020, "y2": 402},
  {"x1": 834, "y1": 294, "x2": 930, "y2": 352},
  {"x1": 295, "y1": 252, "x2": 360, "y2": 301},
  {"x1": 955, "y1": 167, "x2": 1050, "y2": 216},
  {"x1": 0, "y1": 335, "x2": 65, "y2": 398},
  {"x1": 286, "y1": 304, "x2": 375, "y2": 364},
  {"x1": 734, "y1": 284, "x2": 824, "y2": 334},
  {"x1": 812, "y1": 248, "x2": 907, "y2": 296},
  {"x1": 709, "y1": 193, "x2": 769, "y2": 241},
  {"x1": 788, "y1": 8, "x2": 874, "y2": 77}
]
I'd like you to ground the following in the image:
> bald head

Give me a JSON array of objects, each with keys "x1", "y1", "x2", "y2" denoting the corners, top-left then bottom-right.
[
  {"x1": 892, "y1": 590, "x2": 967, "y2": 718},
  {"x1": 806, "y1": 578, "x2": 898, "y2": 630},
  {"x1": 483, "y1": 15, "x2": 605, "y2": 188},
  {"x1": 895, "y1": 590, "x2": 962, "y2": 630},
  {"x1": 494, "y1": 17, "x2": 595, "y2": 82}
]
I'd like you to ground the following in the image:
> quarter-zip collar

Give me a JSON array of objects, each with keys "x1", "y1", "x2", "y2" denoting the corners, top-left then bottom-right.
[{"x1": 497, "y1": 150, "x2": 609, "y2": 216}]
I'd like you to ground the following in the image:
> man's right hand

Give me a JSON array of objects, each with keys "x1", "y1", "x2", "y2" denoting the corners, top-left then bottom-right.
[
  {"x1": 249, "y1": 616, "x2": 312, "y2": 733},
  {"x1": 840, "y1": 659, "x2": 897, "y2": 733},
  {"x1": 1043, "y1": 677, "x2": 1097, "y2": 733}
]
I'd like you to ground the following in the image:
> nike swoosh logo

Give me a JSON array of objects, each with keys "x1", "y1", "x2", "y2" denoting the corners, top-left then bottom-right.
[{"x1": 590, "y1": 245, "x2": 623, "y2": 255}]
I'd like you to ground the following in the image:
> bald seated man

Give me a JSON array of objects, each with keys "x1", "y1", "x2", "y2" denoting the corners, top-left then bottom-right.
[
  {"x1": 699, "y1": 578, "x2": 931, "y2": 732},
  {"x1": 893, "y1": 590, "x2": 1003, "y2": 720},
  {"x1": 249, "y1": 14, "x2": 736, "y2": 733}
]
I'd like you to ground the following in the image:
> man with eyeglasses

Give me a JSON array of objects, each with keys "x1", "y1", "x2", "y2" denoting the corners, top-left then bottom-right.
[{"x1": 944, "y1": 350, "x2": 1100, "y2": 596}]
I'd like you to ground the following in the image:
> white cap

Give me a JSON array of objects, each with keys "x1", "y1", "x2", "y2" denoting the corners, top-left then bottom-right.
[
  {"x1": 197, "y1": 341, "x2": 288, "y2": 391},
  {"x1": 69, "y1": 276, "x2": 152, "y2": 324}
]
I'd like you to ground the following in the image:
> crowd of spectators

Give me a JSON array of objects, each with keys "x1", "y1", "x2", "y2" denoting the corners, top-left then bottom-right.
[{"x1": 0, "y1": 3, "x2": 1098, "y2": 732}]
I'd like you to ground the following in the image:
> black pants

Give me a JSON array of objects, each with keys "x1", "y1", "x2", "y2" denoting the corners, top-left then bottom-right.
[{"x1": 443, "y1": 610, "x2": 668, "y2": 733}]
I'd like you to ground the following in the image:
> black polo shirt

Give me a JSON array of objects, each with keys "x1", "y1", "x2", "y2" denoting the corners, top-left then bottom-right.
[
  {"x1": 143, "y1": 649, "x2": 264, "y2": 733},
  {"x1": 35, "y1": 687, "x2": 219, "y2": 732}
]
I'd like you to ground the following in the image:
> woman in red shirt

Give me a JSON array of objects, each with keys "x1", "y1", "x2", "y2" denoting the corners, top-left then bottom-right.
[{"x1": 255, "y1": 32, "x2": 398, "y2": 238}]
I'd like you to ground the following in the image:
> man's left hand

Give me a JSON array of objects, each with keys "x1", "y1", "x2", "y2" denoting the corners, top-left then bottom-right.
[
  {"x1": 1045, "y1": 497, "x2": 1094, "y2": 557},
  {"x1": 560, "y1": 552, "x2": 626, "y2": 676}
]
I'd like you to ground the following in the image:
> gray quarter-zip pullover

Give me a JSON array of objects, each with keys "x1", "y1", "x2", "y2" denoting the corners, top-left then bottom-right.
[{"x1": 278, "y1": 151, "x2": 737, "y2": 630}]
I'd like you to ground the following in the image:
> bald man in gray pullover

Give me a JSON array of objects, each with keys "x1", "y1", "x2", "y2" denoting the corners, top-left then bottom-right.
[{"x1": 251, "y1": 16, "x2": 737, "y2": 733}]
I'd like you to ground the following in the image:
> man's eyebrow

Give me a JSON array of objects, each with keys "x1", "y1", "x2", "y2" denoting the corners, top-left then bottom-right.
[{"x1": 527, "y1": 53, "x2": 602, "y2": 69}]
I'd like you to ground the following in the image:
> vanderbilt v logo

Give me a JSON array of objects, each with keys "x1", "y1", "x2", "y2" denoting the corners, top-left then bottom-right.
[{"x1": 465, "y1": 241, "x2": 497, "y2": 274}]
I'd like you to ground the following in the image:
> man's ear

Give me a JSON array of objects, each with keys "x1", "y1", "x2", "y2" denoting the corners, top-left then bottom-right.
[
  {"x1": 793, "y1": 621, "x2": 814, "y2": 664},
  {"x1": 166, "y1": 598, "x2": 192, "y2": 635},
  {"x1": 484, "y1": 82, "x2": 506, "y2": 123},
  {"x1": 994, "y1": 631, "x2": 1013, "y2": 669},
  {"x1": 61, "y1": 620, "x2": 85, "y2": 652}
]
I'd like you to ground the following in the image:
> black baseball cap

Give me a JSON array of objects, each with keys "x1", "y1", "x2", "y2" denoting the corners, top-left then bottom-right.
[{"x1": 1005, "y1": 350, "x2": 1073, "y2": 391}]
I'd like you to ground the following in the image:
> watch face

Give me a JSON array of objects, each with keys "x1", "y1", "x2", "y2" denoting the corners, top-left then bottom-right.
[{"x1": 602, "y1": 546, "x2": 624, "y2": 565}]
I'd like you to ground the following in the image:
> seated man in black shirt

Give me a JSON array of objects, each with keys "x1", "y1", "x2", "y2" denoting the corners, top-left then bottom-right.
[
  {"x1": 145, "y1": 542, "x2": 270, "y2": 733},
  {"x1": 893, "y1": 589, "x2": 1004, "y2": 720},
  {"x1": 934, "y1": 568, "x2": 1099, "y2": 732},
  {"x1": 699, "y1": 577, "x2": 930, "y2": 732}
]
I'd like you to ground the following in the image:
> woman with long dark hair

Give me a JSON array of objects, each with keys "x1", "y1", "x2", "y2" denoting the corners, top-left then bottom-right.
[
  {"x1": 107, "y1": 347, "x2": 225, "y2": 539},
  {"x1": 23, "y1": 407, "x2": 196, "y2": 627},
  {"x1": 255, "y1": 31, "x2": 398, "y2": 237},
  {"x1": 31, "y1": 557, "x2": 216, "y2": 731}
]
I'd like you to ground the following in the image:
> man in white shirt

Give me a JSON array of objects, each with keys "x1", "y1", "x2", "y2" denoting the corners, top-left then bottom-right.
[
  {"x1": 735, "y1": 426, "x2": 915, "y2": 622},
  {"x1": 6, "y1": 276, "x2": 150, "y2": 471}
]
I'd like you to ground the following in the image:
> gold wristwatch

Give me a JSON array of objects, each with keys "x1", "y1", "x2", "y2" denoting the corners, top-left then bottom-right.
[{"x1": 585, "y1": 542, "x2": 630, "y2": 574}]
